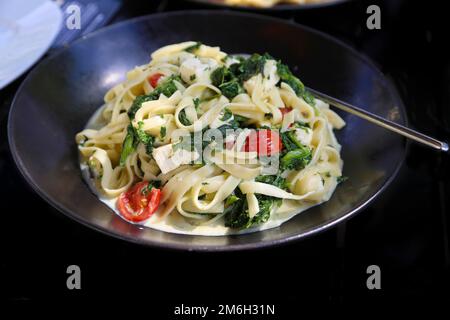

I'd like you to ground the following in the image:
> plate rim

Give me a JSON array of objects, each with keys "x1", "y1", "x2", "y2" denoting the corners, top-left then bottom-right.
[
  {"x1": 0, "y1": 0, "x2": 62, "y2": 90},
  {"x1": 7, "y1": 10, "x2": 407, "y2": 251}
]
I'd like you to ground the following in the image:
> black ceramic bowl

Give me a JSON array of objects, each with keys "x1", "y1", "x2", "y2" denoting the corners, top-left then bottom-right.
[{"x1": 8, "y1": 11, "x2": 406, "y2": 251}]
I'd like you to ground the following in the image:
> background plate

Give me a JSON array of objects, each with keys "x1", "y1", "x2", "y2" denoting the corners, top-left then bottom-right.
[{"x1": 0, "y1": 0, "x2": 62, "y2": 89}]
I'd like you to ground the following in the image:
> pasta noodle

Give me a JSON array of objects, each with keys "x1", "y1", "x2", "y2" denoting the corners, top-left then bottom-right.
[{"x1": 76, "y1": 42, "x2": 346, "y2": 236}]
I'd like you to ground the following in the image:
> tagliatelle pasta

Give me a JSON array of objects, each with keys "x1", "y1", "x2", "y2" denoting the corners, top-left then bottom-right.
[{"x1": 75, "y1": 41, "x2": 346, "y2": 236}]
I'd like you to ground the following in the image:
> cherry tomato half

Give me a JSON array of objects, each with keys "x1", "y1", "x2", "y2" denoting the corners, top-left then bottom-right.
[
  {"x1": 243, "y1": 129, "x2": 283, "y2": 156},
  {"x1": 148, "y1": 73, "x2": 164, "y2": 88},
  {"x1": 117, "y1": 181, "x2": 161, "y2": 222}
]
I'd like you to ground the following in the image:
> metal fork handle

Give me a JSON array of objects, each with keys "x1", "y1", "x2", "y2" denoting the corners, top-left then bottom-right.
[{"x1": 308, "y1": 87, "x2": 449, "y2": 152}]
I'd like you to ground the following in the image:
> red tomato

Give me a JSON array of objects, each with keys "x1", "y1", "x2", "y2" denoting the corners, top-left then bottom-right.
[
  {"x1": 243, "y1": 129, "x2": 282, "y2": 156},
  {"x1": 148, "y1": 73, "x2": 164, "y2": 88},
  {"x1": 117, "y1": 181, "x2": 161, "y2": 222},
  {"x1": 279, "y1": 107, "x2": 292, "y2": 116}
]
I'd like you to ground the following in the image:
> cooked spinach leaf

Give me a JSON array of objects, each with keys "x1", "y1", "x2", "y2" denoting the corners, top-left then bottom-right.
[
  {"x1": 119, "y1": 121, "x2": 156, "y2": 165},
  {"x1": 219, "y1": 80, "x2": 241, "y2": 100},
  {"x1": 210, "y1": 66, "x2": 243, "y2": 100},
  {"x1": 280, "y1": 148, "x2": 312, "y2": 171},
  {"x1": 136, "y1": 121, "x2": 155, "y2": 155},
  {"x1": 128, "y1": 75, "x2": 181, "y2": 119},
  {"x1": 233, "y1": 53, "x2": 272, "y2": 82},
  {"x1": 178, "y1": 109, "x2": 192, "y2": 126},
  {"x1": 224, "y1": 174, "x2": 284, "y2": 229},
  {"x1": 119, "y1": 124, "x2": 139, "y2": 166},
  {"x1": 255, "y1": 174, "x2": 288, "y2": 190}
]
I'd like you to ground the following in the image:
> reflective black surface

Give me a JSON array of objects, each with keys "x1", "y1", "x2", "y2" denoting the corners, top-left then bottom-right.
[{"x1": 1, "y1": 0, "x2": 449, "y2": 306}]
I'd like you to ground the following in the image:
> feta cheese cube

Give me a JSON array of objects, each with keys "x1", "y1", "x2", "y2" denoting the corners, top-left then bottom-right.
[{"x1": 152, "y1": 144, "x2": 200, "y2": 174}]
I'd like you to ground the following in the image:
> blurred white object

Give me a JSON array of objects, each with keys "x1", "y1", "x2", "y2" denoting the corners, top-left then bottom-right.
[{"x1": 0, "y1": 0, "x2": 62, "y2": 89}]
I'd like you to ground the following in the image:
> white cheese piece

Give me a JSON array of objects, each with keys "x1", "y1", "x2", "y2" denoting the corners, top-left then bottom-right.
[
  {"x1": 152, "y1": 144, "x2": 200, "y2": 174},
  {"x1": 263, "y1": 59, "x2": 280, "y2": 91},
  {"x1": 295, "y1": 173, "x2": 324, "y2": 196},
  {"x1": 180, "y1": 57, "x2": 218, "y2": 84},
  {"x1": 294, "y1": 127, "x2": 313, "y2": 146}
]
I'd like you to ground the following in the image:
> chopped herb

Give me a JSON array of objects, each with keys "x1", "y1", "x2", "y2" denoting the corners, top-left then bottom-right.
[
  {"x1": 184, "y1": 42, "x2": 202, "y2": 53},
  {"x1": 178, "y1": 109, "x2": 192, "y2": 126},
  {"x1": 200, "y1": 88, "x2": 220, "y2": 102},
  {"x1": 78, "y1": 135, "x2": 87, "y2": 146},
  {"x1": 190, "y1": 74, "x2": 196, "y2": 81},
  {"x1": 193, "y1": 98, "x2": 201, "y2": 110},
  {"x1": 220, "y1": 108, "x2": 233, "y2": 121},
  {"x1": 160, "y1": 126, "x2": 166, "y2": 139},
  {"x1": 141, "y1": 180, "x2": 161, "y2": 196},
  {"x1": 337, "y1": 176, "x2": 348, "y2": 184}
]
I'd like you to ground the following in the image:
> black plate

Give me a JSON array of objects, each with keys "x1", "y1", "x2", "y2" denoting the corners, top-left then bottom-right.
[
  {"x1": 182, "y1": 0, "x2": 351, "y2": 11},
  {"x1": 8, "y1": 11, "x2": 406, "y2": 251}
]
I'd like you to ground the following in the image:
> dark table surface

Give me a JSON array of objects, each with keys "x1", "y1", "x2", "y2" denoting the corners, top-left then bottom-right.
[{"x1": 1, "y1": 0, "x2": 449, "y2": 309}]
